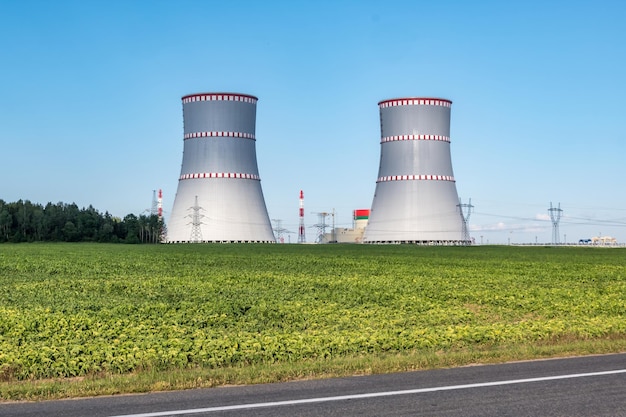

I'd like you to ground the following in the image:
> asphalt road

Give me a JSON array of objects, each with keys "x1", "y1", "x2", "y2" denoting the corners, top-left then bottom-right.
[{"x1": 2, "y1": 353, "x2": 625, "y2": 417}]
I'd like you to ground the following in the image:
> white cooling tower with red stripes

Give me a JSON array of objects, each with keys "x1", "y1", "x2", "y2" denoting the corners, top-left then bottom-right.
[
  {"x1": 166, "y1": 93, "x2": 275, "y2": 243},
  {"x1": 363, "y1": 97, "x2": 466, "y2": 244}
]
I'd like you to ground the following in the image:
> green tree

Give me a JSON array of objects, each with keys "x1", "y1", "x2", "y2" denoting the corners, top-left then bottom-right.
[
  {"x1": 0, "y1": 205, "x2": 11, "y2": 242},
  {"x1": 62, "y1": 221, "x2": 80, "y2": 242},
  {"x1": 0, "y1": 199, "x2": 165, "y2": 244},
  {"x1": 123, "y1": 214, "x2": 140, "y2": 244}
]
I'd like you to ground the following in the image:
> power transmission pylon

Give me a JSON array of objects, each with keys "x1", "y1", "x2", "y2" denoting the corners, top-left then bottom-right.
[
  {"x1": 548, "y1": 202, "x2": 563, "y2": 245},
  {"x1": 457, "y1": 198, "x2": 473, "y2": 245},
  {"x1": 311, "y1": 211, "x2": 331, "y2": 243},
  {"x1": 150, "y1": 190, "x2": 159, "y2": 216},
  {"x1": 187, "y1": 195, "x2": 205, "y2": 243},
  {"x1": 271, "y1": 219, "x2": 291, "y2": 243}
]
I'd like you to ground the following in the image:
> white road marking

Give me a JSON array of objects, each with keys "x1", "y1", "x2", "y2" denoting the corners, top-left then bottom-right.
[{"x1": 109, "y1": 368, "x2": 626, "y2": 417}]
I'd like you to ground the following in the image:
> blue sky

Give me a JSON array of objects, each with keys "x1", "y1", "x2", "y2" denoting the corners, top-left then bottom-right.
[{"x1": 1, "y1": 0, "x2": 625, "y2": 244}]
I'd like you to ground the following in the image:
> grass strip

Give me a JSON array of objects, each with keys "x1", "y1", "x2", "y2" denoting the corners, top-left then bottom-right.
[{"x1": 2, "y1": 336, "x2": 625, "y2": 402}]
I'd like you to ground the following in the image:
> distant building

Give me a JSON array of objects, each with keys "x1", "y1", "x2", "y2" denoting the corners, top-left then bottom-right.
[
  {"x1": 323, "y1": 209, "x2": 369, "y2": 243},
  {"x1": 591, "y1": 236, "x2": 618, "y2": 245}
]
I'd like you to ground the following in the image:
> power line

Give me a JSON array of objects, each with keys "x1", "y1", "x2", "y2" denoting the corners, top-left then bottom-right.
[{"x1": 473, "y1": 211, "x2": 626, "y2": 228}]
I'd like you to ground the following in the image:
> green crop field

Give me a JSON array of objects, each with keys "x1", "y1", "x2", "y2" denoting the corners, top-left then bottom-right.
[{"x1": 1, "y1": 243, "x2": 625, "y2": 400}]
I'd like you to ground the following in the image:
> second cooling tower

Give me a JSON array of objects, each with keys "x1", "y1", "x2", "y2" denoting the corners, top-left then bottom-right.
[
  {"x1": 363, "y1": 97, "x2": 466, "y2": 244},
  {"x1": 167, "y1": 93, "x2": 275, "y2": 243}
]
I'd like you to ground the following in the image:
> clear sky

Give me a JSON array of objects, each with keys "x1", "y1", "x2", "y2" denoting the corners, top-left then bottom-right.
[{"x1": 1, "y1": 0, "x2": 625, "y2": 244}]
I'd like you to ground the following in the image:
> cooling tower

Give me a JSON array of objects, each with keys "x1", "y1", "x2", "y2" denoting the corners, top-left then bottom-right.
[
  {"x1": 363, "y1": 97, "x2": 466, "y2": 244},
  {"x1": 166, "y1": 93, "x2": 275, "y2": 243}
]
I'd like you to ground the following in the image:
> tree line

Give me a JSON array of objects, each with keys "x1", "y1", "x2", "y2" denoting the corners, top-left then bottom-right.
[{"x1": 0, "y1": 200, "x2": 165, "y2": 243}]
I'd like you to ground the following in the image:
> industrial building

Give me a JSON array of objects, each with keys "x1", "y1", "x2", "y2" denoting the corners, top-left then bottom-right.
[
  {"x1": 363, "y1": 97, "x2": 467, "y2": 244},
  {"x1": 323, "y1": 209, "x2": 369, "y2": 243},
  {"x1": 166, "y1": 93, "x2": 275, "y2": 243}
]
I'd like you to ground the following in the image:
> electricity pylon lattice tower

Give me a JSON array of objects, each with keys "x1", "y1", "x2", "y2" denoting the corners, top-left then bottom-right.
[
  {"x1": 271, "y1": 219, "x2": 291, "y2": 243},
  {"x1": 548, "y1": 202, "x2": 563, "y2": 245},
  {"x1": 187, "y1": 195, "x2": 205, "y2": 243},
  {"x1": 150, "y1": 190, "x2": 159, "y2": 216},
  {"x1": 311, "y1": 212, "x2": 331, "y2": 243},
  {"x1": 457, "y1": 198, "x2": 473, "y2": 245}
]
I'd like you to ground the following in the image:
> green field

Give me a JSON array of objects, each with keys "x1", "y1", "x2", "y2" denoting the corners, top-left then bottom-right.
[{"x1": 1, "y1": 243, "x2": 625, "y2": 400}]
